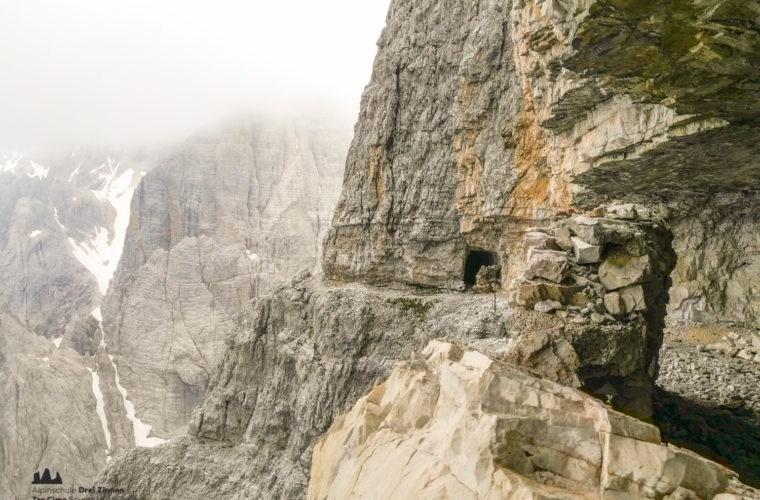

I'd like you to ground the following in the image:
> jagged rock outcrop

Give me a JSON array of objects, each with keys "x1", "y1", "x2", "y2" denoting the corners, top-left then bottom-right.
[
  {"x1": 309, "y1": 340, "x2": 758, "y2": 500},
  {"x1": 98, "y1": 274, "x2": 513, "y2": 498},
  {"x1": 0, "y1": 311, "x2": 124, "y2": 499},
  {"x1": 100, "y1": 0, "x2": 760, "y2": 497},
  {"x1": 99, "y1": 272, "x2": 710, "y2": 498},
  {"x1": 100, "y1": 118, "x2": 350, "y2": 438}
]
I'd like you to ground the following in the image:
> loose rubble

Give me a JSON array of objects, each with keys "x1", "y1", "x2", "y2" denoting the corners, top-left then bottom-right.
[
  {"x1": 507, "y1": 213, "x2": 676, "y2": 417},
  {"x1": 656, "y1": 326, "x2": 760, "y2": 487}
]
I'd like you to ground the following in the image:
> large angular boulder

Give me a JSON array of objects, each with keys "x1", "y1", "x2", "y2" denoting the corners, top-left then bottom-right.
[
  {"x1": 308, "y1": 341, "x2": 754, "y2": 500},
  {"x1": 571, "y1": 236, "x2": 602, "y2": 264},
  {"x1": 524, "y1": 248, "x2": 571, "y2": 283},
  {"x1": 599, "y1": 250, "x2": 653, "y2": 291}
]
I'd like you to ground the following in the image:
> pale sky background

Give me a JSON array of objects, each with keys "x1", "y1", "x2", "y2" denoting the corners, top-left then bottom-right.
[{"x1": 0, "y1": 0, "x2": 391, "y2": 154}]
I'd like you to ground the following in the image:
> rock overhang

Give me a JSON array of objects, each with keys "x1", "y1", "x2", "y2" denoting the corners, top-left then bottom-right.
[
  {"x1": 324, "y1": 0, "x2": 760, "y2": 292},
  {"x1": 529, "y1": 0, "x2": 760, "y2": 205}
]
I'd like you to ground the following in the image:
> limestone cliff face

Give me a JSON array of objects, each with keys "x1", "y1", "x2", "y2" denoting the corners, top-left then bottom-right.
[
  {"x1": 0, "y1": 150, "x2": 147, "y2": 342},
  {"x1": 668, "y1": 193, "x2": 760, "y2": 328},
  {"x1": 101, "y1": 118, "x2": 349, "y2": 438},
  {"x1": 100, "y1": 0, "x2": 760, "y2": 498},
  {"x1": 323, "y1": 0, "x2": 524, "y2": 289},
  {"x1": 0, "y1": 312, "x2": 105, "y2": 498},
  {"x1": 0, "y1": 193, "x2": 98, "y2": 339},
  {"x1": 323, "y1": 0, "x2": 760, "y2": 328}
]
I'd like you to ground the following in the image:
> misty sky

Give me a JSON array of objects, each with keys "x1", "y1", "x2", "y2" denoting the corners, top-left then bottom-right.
[{"x1": 0, "y1": 1, "x2": 390, "y2": 154}]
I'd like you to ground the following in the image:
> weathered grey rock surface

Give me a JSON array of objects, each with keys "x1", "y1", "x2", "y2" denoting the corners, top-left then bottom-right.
[
  {"x1": 100, "y1": 118, "x2": 350, "y2": 438},
  {"x1": 98, "y1": 275, "x2": 513, "y2": 499},
  {"x1": 0, "y1": 310, "x2": 135, "y2": 500},
  {"x1": 323, "y1": 0, "x2": 525, "y2": 289},
  {"x1": 0, "y1": 150, "x2": 147, "y2": 342},
  {"x1": 325, "y1": 0, "x2": 760, "y2": 289},
  {"x1": 0, "y1": 311, "x2": 97, "y2": 497},
  {"x1": 99, "y1": 275, "x2": 758, "y2": 498},
  {"x1": 100, "y1": 0, "x2": 760, "y2": 498},
  {"x1": 0, "y1": 116, "x2": 349, "y2": 497},
  {"x1": 322, "y1": 0, "x2": 760, "y2": 333},
  {"x1": 0, "y1": 150, "x2": 150, "y2": 498},
  {"x1": 667, "y1": 193, "x2": 760, "y2": 329}
]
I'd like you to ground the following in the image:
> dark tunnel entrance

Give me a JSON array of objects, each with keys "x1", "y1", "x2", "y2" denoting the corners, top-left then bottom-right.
[{"x1": 463, "y1": 250, "x2": 499, "y2": 288}]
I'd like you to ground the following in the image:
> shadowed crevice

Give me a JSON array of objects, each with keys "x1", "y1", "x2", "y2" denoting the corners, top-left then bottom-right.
[
  {"x1": 464, "y1": 250, "x2": 499, "y2": 288},
  {"x1": 653, "y1": 387, "x2": 760, "y2": 488}
]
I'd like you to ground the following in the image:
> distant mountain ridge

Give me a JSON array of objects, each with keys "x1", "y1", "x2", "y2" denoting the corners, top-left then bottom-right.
[
  {"x1": 101, "y1": 116, "x2": 350, "y2": 438},
  {"x1": 0, "y1": 115, "x2": 350, "y2": 498}
]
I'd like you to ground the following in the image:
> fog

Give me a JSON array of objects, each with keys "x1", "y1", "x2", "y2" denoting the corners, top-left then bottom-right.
[{"x1": 0, "y1": 0, "x2": 390, "y2": 154}]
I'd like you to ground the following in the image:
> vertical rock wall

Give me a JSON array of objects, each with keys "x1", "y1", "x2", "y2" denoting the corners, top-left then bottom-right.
[
  {"x1": 668, "y1": 193, "x2": 760, "y2": 328},
  {"x1": 323, "y1": 0, "x2": 525, "y2": 289},
  {"x1": 98, "y1": 1, "x2": 760, "y2": 497},
  {"x1": 323, "y1": 0, "x2": 760, "y2": 351},
  {"x1": 101, "y1": 118, "x2": 349, "y2": 437}
]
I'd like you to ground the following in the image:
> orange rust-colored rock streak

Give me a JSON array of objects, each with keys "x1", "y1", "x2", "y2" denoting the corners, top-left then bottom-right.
[
  {"x1": 453, "y1": 5, "x2": 578, "y2": 227},
  {"x1": 509, "y1": 83, "x2": 575, "y2": 218},
  {"x1": 367, "y1": 145, "x2": 386, "y2": 210},
  {"x1": 507, "y1": 1, "x2": 576, "y2": 219},
  {"x1": 454, "y1": 129, "x2": 485, "y2": 219},
  {"x1": 454, "y1": 80, "x2": 487, "y2": 233}
]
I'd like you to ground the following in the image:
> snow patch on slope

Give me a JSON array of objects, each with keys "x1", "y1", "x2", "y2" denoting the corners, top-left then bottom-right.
[
  {"x1": 109, "y1": 354, "x2": 167, "y2": 448},
  {"x1": 53, "y1": 208, "x2": 66, "y2": 230},
  {"x1": 1, "y1": 153, "x2": 22, "y2": 174},
  {"x1": 52, "y1": 337, "x2": 62, "y2": 348},
  {"x1": 87, "y1": 367, "x2": 112, "y2": 462},
  {"x1": 69, "y1": 228, "x2": 115, "y2": 295},
  {"x1": 68, "y1": 164, "x2": 138, "y2": 295},
  {"x1": 68, "y1": 163, "x2": 81, "y2": 183},
  {"x1": 28, "y1": 230, "x2": 42, "y2": 238},
  {"x1": 0, "y1": 153, "x2": 50, "y2": 179},
  {"x1": 28, "y1": 161, "x2": 49, "y2": 180}
]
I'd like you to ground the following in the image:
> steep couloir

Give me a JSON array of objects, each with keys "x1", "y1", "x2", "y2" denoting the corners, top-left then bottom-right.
[{"x1": 100, "y1": 117, "x2": 350, "y2": 439}]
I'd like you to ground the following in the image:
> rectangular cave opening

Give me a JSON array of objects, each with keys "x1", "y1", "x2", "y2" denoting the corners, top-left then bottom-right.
[{"x1": 464, "y1": 250, "x2": 500, "y2": 288}]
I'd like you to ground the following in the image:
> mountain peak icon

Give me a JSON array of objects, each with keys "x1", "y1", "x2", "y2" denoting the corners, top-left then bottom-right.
[{"x1": 32, "y1": 467, "x2": 62, "y2": 484}]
